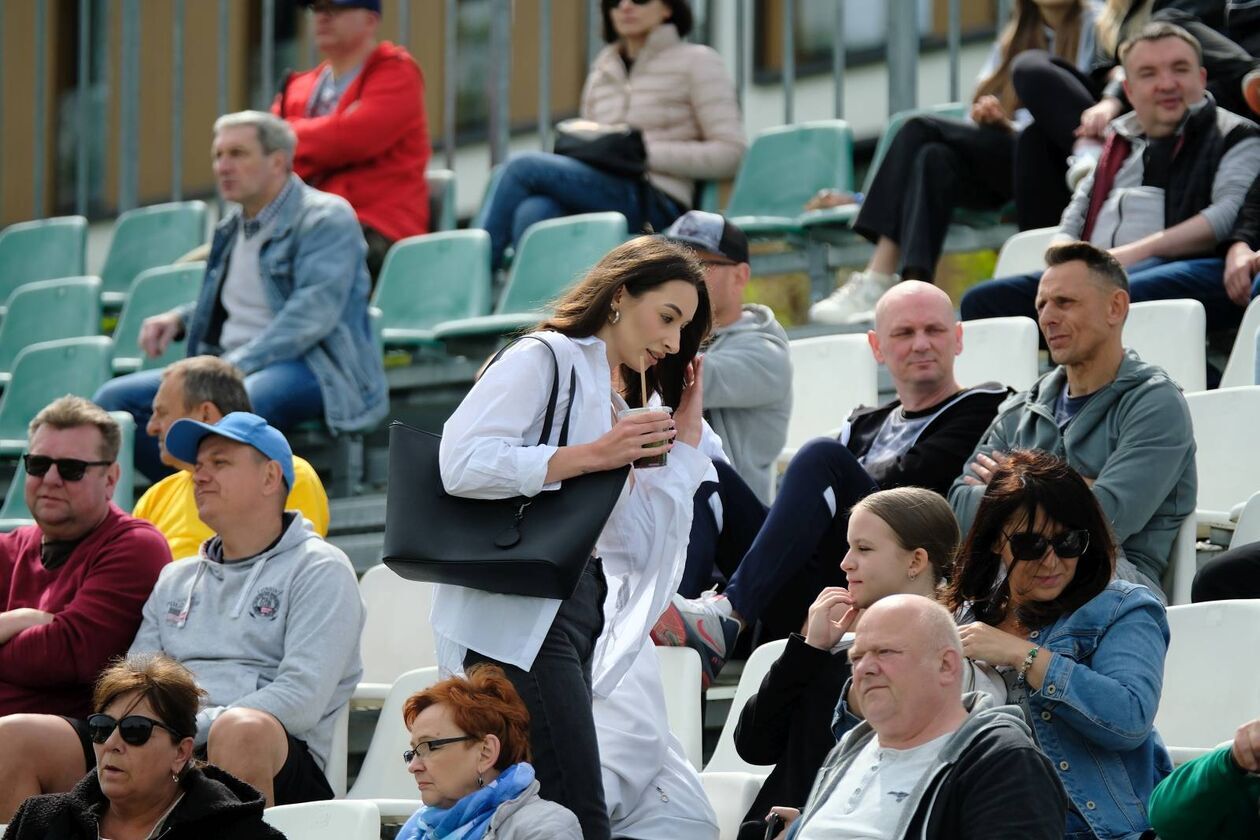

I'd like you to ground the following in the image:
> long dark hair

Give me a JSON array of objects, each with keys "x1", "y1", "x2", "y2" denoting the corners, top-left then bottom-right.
[
  {"x1": 601, "y1": 0, "x2": 693, "y2": 43},
  {"x1": 944, "y1": 450, "x2": 1115, "y2": 629},
  {"x1": 974, "y1": 0, "x2": 1085, "y2": 117},
  {"x1": 538, "y1": 236, "x2": 710, "y2": 409}
]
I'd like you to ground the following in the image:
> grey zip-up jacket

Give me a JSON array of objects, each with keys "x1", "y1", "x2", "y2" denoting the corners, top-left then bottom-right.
[
  {"x1": 483, "y1": 779, "x2": 583, "y2": 839},
  {"x1": 949, "y1": 350, "x2": 1196, "y2": 585},
  {"x1": 702, "y1": 304, "x2": 791, "y2": 502},
  {"x1": 130, "y1": 513, "x2": 364, "y2": 771},
  {"x1": 789, "y1": 694, "x2": 1067, "y2": 840}
]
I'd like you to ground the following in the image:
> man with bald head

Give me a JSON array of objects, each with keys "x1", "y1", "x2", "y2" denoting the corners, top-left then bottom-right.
[
  {"x1": 770, "y1": 595, "x2": 1066, "y2": 840},
  {"x1": 656, "y1": 281, "x2": 1009, "y2": 677}
]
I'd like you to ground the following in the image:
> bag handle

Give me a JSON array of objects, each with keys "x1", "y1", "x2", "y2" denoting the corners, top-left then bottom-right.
[{"x1": 483, "y1": 335, "x2": 577, "y2": 448}]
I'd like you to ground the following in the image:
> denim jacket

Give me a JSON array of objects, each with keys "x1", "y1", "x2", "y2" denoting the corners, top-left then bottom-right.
[
  {"x1": 1025, "y1": 580, "x2": 1172, "y2": 840},
  {"x1": 181, "y1": 174, "x2": 387, "y2": 433}
]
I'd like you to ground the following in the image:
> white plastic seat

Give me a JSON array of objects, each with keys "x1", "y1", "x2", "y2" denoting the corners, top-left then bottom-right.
[
  {"x1": 346, "y1": 666, "x2": 441, "y2": 822},
  {"x1": 785, "y1": 335, "x2": 877, "y2": 451},
  {"x1": 1161, "y1": 515, "x2": 1199, "y2": 607},
  {"x1": 263, "y1": 800, "x2": 380, "y2": 840},
  {"x1": 1123, "y1": 300, "x2": 1207, "y2": 393},
  {"x1": 701, "y1": 771, "x2": 766, "y2": 840},
  {"x1": 1219, "y1": 294, "x2": 1260, "y2": 388},
  {"x1": 325, "y1": 704, "x2": 350, "y2": 797},
  {"x1": 1156, "y1": 600, "x2": 1260, "y2": 765},
  {"x1": 1230, "y1": 491, "x2": 1260, "y2": 547},
  {"x1": 954, "y1": 316, "x2": 1039, "y2": 392},
  {"x1": 654, "y1": 646, "x2": 704, "y2": 770},
  {"x1": 1185, "y1": 386, "x2": 1260, "y2": 526},
  {"x1": 993, "y1": 226, "x2": 1056, "y2": 277},
  {"x1": 354, "y1": 565, "x2": 437, "y2": 707},
  {"x1": 705, "y1": 638, "x2": 787, "y2": 774}
]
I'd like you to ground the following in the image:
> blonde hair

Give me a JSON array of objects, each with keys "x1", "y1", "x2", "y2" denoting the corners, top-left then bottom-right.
[
  {"x1": 974, "y1": 0, "x2": 1086, "y2": 117},
  {"x1": 1097, "y1": 0, "x2": 1152, "y2": 58},
  {"x1": 28, "y1": 395, "x2": 121, "y2": 462}
]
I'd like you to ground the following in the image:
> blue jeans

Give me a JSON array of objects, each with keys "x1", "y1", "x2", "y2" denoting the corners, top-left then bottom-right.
[
  {"x1": 475, "y1": 151, "x2": 684, "y2": 268},
  {"x1": 93, "y1": 358, "x2": 325, "y2": 482},
  {"x1": 961, "y1": 257, "x2": 1251, "y2": 332}
]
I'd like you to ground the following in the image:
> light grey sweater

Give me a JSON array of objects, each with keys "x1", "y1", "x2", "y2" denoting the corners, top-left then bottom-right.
[{"x1": 130, "y1": 513, "x2": 364, "y2": 771}]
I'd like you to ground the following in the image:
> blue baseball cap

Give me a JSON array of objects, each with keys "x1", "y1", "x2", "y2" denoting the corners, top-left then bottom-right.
[
  {"x1": 300, "y1": 0, "x2": 382, "y2": 12},
  {"x1": 165, "y1": 412, "x2": 295, "y2": 489}
]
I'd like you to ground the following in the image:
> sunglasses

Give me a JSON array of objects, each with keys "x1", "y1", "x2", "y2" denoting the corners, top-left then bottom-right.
[
  {"x1": 23, "y1": 454, "x2": 113, "y2": 481},
  {"x1": 1005, "y1": 529, "x2": 1091, "y2": 563},
  {"x1": 402, "y1": 734, "x2": 476, "y2": 764},
  {"x1": 86, "y1": 714, "x2": 182, "y2": 747},
  {"x1": 604, "y1": 0, "x2": 655, "y2": 9}
]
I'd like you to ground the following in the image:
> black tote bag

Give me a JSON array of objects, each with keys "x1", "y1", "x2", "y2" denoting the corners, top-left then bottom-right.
[{"x1": 382, "y1": 337, "x2": 630, "y2": 600}]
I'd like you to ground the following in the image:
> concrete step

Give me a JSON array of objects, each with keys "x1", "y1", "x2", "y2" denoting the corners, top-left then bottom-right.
[{"x1": 329, "y1": 493, "x2": 387, "y2": 534}]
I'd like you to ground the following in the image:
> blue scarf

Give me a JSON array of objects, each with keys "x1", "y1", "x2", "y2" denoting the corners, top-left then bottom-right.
[{"x1": 397, "y1": 763, "x2": 535, "y2": 840}]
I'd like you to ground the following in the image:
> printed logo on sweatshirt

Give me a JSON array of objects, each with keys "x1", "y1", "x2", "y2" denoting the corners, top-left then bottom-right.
[
  {"x1": 165, "y1": 598, "x2": 195, "y2": 626},
  {"x1": 250, "y1": 587, "x2": 283, "y2": 621}
]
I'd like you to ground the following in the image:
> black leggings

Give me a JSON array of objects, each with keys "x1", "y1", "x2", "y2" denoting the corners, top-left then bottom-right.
[{"x1": 1192, "y1": 541, "x2": 1260, "y2": 602}]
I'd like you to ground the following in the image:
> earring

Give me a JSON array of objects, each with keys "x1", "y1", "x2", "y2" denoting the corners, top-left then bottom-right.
[
  {"x1": 907, "y1": 571, "x2": 918, "y2": 581},
  {"x1": 477, "y1": 774, "x2": 485, "y2": 788},
  {"x1": 609, "y1": 307, "x2": 621, "y2": 325},
  {"x1": 171, "y1": 772, "x2": 180, "y2": 783}
]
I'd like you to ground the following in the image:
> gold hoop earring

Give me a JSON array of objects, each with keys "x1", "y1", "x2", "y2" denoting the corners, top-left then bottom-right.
[{"x1": 609, "y1": 308, "x2": 621, "y2": 325}]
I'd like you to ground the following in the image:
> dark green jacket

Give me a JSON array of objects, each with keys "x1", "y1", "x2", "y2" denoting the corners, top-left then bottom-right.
[{"x1": 1149, "y1": 744, "x2": 1260, "y2": 840}]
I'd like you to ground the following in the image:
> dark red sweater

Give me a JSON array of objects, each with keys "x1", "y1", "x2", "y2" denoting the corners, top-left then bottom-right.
[{"x1": 0, "y1": 505, "x2": 171, "y2": 718}]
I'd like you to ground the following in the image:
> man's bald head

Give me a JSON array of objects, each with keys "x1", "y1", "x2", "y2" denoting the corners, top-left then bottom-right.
[
  {"x1": 864, "y1": 593, "x2": 963, "y2": 660},
  {"x1": 867, "y1": 280, "x2": 964, "y2": 402},
  {"x1": 873, "y1": 280, "x2": 955, "y2": 332}
]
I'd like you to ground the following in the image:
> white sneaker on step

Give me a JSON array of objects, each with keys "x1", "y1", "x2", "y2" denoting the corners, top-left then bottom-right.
[{"x1": 809, "y1": 271, "x2": 898, "y2": 325}]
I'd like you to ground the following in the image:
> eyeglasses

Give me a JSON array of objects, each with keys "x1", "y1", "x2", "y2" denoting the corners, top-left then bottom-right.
[
  {"x1": 23, "y1": 454, "x2": 113, "y2": 481},
  {"x1": 402, "y1": 735, "x2": 477, "y2": 764},
  {"x1": 604, "y1": 0, "x2": 655, "y2": 9},
  {"x1": 1005, "y1": 529, "x2": 1090, "y2": 563},
  {"x1": 86, "y1": 714, "x2": 182, "y2": 747}
]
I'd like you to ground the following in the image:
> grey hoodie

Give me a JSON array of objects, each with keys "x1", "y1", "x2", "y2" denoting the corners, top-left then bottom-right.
[
  {"x1": 949, "y1": 349, "x2": 1196, "y2": 585},
  {"x1": 130, "y1": 513, "x2": 364, "y2": 771},
  {"x1": 703, "y1": 303, "x2": 792, "y2": 502}
]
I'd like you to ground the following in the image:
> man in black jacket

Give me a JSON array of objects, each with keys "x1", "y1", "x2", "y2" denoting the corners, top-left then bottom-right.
[
  {"x1": 768, "y1": 596, "x2": 1066, "y2": 840},
  {"x1": 653, "y1": 281, "x2": 1009, "y2": 679}
]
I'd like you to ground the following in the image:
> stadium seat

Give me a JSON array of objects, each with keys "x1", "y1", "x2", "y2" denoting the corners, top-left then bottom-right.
[
  {"x1": 0, "y1": 462, "x2": 32, "y2": 532},
  {"x1": 654, "y1": 645, "x2": 704, "y2": 770},
  {"x1": 1161, "y1": 515, "x2": 1199, "y2": 607},
  {"x1": 1156, "y1": 600, "x2": 1260, "y2": 765},
  {"x1": 1124, "y1": 300, "x2": 1207, "y2": 393},
  {"x1": 1219, "y1": 294, "x2": 1260, "y2": 389},
  {"x1": 432, "y1": 212, "x2": 628, "y2": 341},
  {"x1": 1184, "y1": 386, "x2": 1260, "y2": 526},
  {"x1": 346, "y1": 666, "x2": 441, "y2": 821},
  {"x1": 111, "y1": 263, "x2": 204, "y2": 374},
  {"x1": 705, "y1": 637, "x2": 785, "y2": 775},
  {"x1": 993, "y1": 226, "x2": 1056, "y2": 277},
  {"x1": 263, "y1": 800, "x2": 380, "y2": 840},
  {"x1": 1230, "y1": 490, "x2": 1260, "y2": 548},
  {"x1": 370, "y1": 231, "x2": 493, "y2": 349},
  {"x1": 0, "y1": 215, "x2": 88, "y2": 308},
  {"x1": 426, "y1": 168, "x2": 457, "y2": 232},
  {"x1": 954, "y1": 316, "x2": 1039, "y2": 392},
  {"x1": 785, "y1": 334, "x2": 878, "y2": 452},
  {"x1": 354, "y1": 565, "x2": 437, "y2": 707},
  {"x1": 99, "y1": 201, "x2": 207, "y2": 309},
  {"x1": 326, "y1": 703, "x2": 350, "y2": 797},
  {"x1": 0, "y1": 337, "x2": 113, "y2": 455},
  {"x1": 0, "y1": 277, "x2": 101, "y2": 386},
  {"x1": 701, "y1": 771, "x2": 766, "y2": 840}
]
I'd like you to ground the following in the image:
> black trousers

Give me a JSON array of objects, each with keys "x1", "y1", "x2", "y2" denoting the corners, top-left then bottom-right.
[
  {"x1": 854, "y1": 115, "x2": 1015, "y2": 282},
  {"x1": 1192, "y1": 541, "x2": 1260, "y2": 602},
  {"x1": 464, "y1": 560, "x2": 611, "y2": 840}
]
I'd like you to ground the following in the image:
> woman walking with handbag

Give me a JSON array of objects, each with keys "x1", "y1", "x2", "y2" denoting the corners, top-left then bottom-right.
[{"x1": 433, "y1": 236, "x2": 713, "y2": 840}]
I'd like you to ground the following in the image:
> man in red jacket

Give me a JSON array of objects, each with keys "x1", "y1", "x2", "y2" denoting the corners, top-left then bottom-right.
[
  {"x1": 0, "y1": 397, "x2": 171, "y2": 815},
  {"x1": 275, "y1": 0, "x2": 431, "y2": 279}
]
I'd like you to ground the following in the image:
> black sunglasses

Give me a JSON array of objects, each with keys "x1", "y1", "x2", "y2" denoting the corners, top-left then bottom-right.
[
  {"x1": 1005, "y1": 529, "x2": 1091, "y2": 563},
  {"x1": 23, "y1": 454, "x2": 113, "y2": 481},
  {"x1": 402, "y1": 734, "x2": 477, "y2": 764},
  {"x1": 87, "y1": 714, "x2": 182, "y2": 747}
]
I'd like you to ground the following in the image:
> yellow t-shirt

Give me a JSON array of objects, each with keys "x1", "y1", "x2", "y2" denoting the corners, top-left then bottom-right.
[{"x1": 132, "y1": 456, "x2": 331, "y2": 561}]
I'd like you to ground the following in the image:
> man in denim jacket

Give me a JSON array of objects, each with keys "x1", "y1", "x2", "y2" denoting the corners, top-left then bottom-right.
[{"x1": 95, "y1": 110, "x2": 387, "y2": 482}]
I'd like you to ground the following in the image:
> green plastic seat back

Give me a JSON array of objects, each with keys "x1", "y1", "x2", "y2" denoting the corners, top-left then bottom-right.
[
  {"x1": 500, "y1": 212, "x2": 628, "y2": 314},
  {"x1": 372, "y1": 231, "x2": 492, "y2": 330},
  {"x1": 100, "y1": 201, "x2": 208, "y2": 297},
  {"x1": 0, "y1": 337, "x2": 114, "y2": 444},
  {"x1": 0, "y1": 216, "x2": 88, "y2": 303},
  {"x1": 425, "y1": 170, "x2": 458, "y2": 232},
  {"x1": 725, "y1": 121, "x2": 855, "y2": 219},
  {"x1": 0, "y1": 277, "x2": 102, "y2": 374},
  {"x1": 0, "y1": 461, "x2": 31, "y2": 524},
  {"x1": 112, "y1": 263, "x2": 205, "y2": 372},
  {"x1": 862, "y1": 103, "x2": 967, "y2": 195}
]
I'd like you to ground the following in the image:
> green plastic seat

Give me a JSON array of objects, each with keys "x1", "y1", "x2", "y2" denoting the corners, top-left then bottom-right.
[
  {"x1": 0, "y1": 277, "x2": 102, "y2": 386},
  {"x1": 433, "y1": 212, "x2": 628, "y2": 341},
  {"x1": 426, "y1": 169, "x2": 458, "y2": 232},
  {"x1": 0, "y1": 337, "x2": 114, "y2": 455},
  {"x1": 370, "y1": 231, "x2": 491, "y2": 347},
  {"x1": 0, "y1": 461, "x2": 32, "y2": 531},
  {"x1": 100, "y1": 201, "x2": 208, "y2": 309},
  {"x1": 111, "y1": 263, "x2": 204, "y2": 374},
  {"x1": 0, "y1": 216, "x2": 88, "y2": 306},
  {"x1": 724, "y1": 120, "x2": 855, "y2": 237}
]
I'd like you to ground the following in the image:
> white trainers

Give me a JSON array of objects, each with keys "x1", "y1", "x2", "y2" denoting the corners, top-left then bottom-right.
[{"x1": 809, "y1": 271, "x2": 898, "y2": 325}]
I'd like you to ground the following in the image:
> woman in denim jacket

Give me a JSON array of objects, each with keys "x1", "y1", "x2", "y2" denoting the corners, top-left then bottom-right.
[{"x1": 946, "y1": 449, "x2": 1171, "y2": 840}]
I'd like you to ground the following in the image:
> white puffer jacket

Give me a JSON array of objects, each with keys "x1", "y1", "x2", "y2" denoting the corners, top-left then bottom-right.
[{"x1": 581, "y1": 24, "x2": 746, "y2": 207}]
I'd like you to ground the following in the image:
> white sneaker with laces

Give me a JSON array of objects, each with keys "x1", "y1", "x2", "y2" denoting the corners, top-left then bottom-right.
[{"x1": 809, "y1": 271, "x2": 898, "y2": 325}]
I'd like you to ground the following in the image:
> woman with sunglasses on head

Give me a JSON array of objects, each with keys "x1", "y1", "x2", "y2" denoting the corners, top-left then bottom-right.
[
  {"x1": 946, "y1": 449, "x2": 1171, "y2": 840},
  {"x1": 3, "y1": 653, "x2": 283, "y2": 840},
  {"x1": 474, "y1": 0, "x2": 745, "y2": 269},
  {"x1": 395, "y1": 665, "x2": 580, "y2": 840}
]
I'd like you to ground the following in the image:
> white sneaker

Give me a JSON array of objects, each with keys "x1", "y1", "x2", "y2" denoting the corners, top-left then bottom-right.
[{"x1": 809, "y1": 271, "x2": 898, "y2": 325}]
